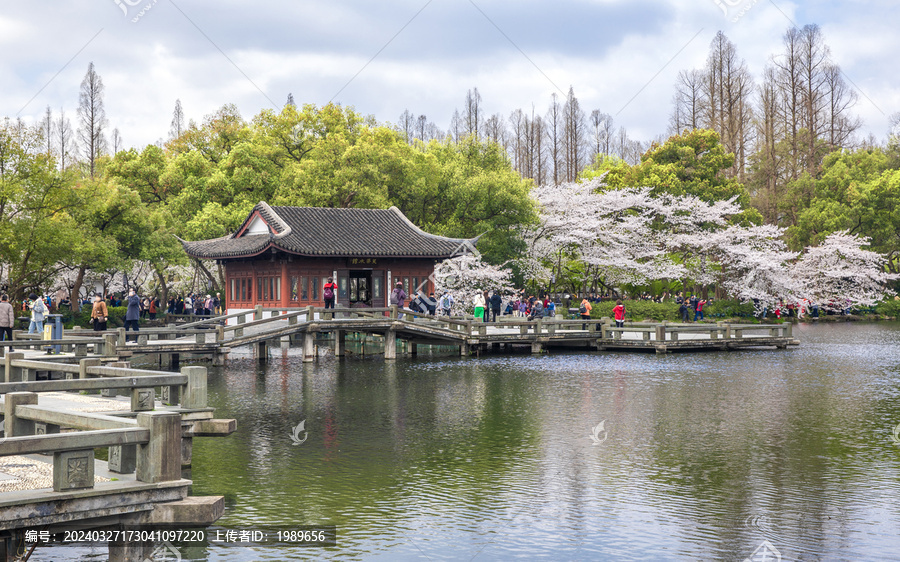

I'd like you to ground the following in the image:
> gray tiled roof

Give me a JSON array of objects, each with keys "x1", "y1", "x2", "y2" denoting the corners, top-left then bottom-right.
[{"x1": 180, "y1": 202, "x2": 477, "y2": 259}]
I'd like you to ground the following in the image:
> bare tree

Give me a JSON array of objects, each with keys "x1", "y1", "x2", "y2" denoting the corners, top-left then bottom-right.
[
  {"x1": 55, "y1": 108, "x2": 75, "y2": 172},
  {"x1": 463, "y1": 87, "x2": 482, "y2": 139},
  {"x1": 40, "y1": 106, "x2": 53, "y2": 157},
  {"x1": 483, "y1": 112, "x2": 507, "y2": 146},
  {"x1": 397, "y1": 109, "x2": 415, "y2": 143},
  {"x1": 589, "y1": 110, "x2": 613, "y2": 162},
  {"x1": 77, "y1": 62, "x2": 107, "y2": 178},
  {"x1": 111, "y1": 128, "x2": 123, "y2": 154},
  {"x1": 703, "y1": 32, "x2": 754, "y2": 179},
  {"x1": 822, "y1": 61, "x2": 861, "y2": 150},
  {"x1": 669, "y1": 69, "x2": 707, "y2": 134},
  {"x1": 545, "y1": 93, "x2": 563, "y2": 184},
  {"x1": 449, "y1": 109, "x2": 462, "y2": 143},
  {"x1": 170, "y1": 99, "x2": 185, "y2": 140},
  {"x1": 416, "y1": 114, "x2": 428, "y2": 141},
  {"x1": 562, "y1": 87, "x2": 587, "y2": 181}
]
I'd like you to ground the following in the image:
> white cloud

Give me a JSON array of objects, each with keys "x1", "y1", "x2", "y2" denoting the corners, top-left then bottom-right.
[{"x1": 1, "y1": 0, "x2": 898, "y2": 150}]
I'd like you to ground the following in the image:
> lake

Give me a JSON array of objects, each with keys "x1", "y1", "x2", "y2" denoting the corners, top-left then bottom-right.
[{"x1": 50, "y1": 322, "x2": 900, "y2": 560}]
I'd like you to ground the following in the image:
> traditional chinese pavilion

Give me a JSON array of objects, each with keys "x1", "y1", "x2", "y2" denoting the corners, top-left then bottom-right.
[{"x1": 180, "y1": 202, "x2": 476, "y2": 310}]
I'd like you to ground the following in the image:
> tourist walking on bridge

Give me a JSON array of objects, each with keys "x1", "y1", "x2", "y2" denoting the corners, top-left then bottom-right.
[
  {"x1": 390, "y1": 281, "x2": 407, "y2": 319},
  {"x1": 125, "y1": 288, "x2": 141, "y2": 341},
  {"x1": 580, "y1": 296, "x2": 592, "y2": 329},
  {"x1": 323, "y1": 277, "x2": 337, "y2": 309},
  {"x1": 91, "y1": 295, "x2": 109, "y2": 331},
  {"x1": 489, "y1": 290, "x2": 502, "y2": 322},
  {"x1": 0, "y1": 294, "x2": 15, "y2": 341},
  {"x1": 473, "y1": 291, "x2": 486, "y2": 321},
  {"x1": 28, "y1": 293, "x2": 46, "y2": 334},
  {"x1": 439, "y1": 291, "x2": 454, "y2": 316},
  {"x1": 613, "y1": 299, "x2": 626, "y2": 328}
]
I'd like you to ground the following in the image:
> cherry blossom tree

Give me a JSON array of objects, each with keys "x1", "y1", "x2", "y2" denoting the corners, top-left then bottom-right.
[
  {"x1": 432, "y1": 254, "x2": 516, "y2": 314},
  {"x1": 521, "y1": 177, "x2": 898, "y2": 308},
  {"x1": 791, "y1": 231, "x2": 898, "y2": 307}
]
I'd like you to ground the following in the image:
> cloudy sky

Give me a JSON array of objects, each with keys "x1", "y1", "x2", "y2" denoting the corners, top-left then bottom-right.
[{"x1": 2, "y1": 0, "x2": 898, "y2": 149}]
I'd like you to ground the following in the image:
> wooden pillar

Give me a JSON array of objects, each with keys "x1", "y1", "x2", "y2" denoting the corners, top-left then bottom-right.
[
  {"x1": 181, "y1": 366, "x2": 208, "y2": 408},
  {"x1": 4, "y1": 351, "x2": 24, "y2": 383},
  {"x1": 3, "y1": 391, "x2": 37, "y2": 437},
  {"x1": 384, "y1": 330, "x2": 397, "y2": 360},
  {"x1": 103, "y1": 334, "x2": 117, "y2": 356},
  {"x1": 257, "y1": 340, "x2": 268, "y2": 360},
  {"x1": 135, "y1": 411, "x2": 181, "y2": 484},
  {"x1": 302, "y1": 332, "x2": 316, "y2": 363},
  {"x1": 281, "y1": 261, "x2": 289, "y2": 309},
  {"x1": 655, "y1": 325, "x2": 666, "y2": 342},
  {"x1": 334, "y1": 330, "x2": 345, "y2": 357}
]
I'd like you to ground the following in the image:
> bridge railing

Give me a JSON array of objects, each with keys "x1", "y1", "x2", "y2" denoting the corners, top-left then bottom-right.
[
  {"x1": 1, "y1": 391, "x2": 182, "y2": 491},
  {"x1": 2, "y1": 356, "x2": 207, "y2": 409}
]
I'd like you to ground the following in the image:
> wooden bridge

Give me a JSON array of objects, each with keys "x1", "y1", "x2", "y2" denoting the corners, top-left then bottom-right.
[{"x1": 1, "y1": 306, "x2": 797, "y2": 366}]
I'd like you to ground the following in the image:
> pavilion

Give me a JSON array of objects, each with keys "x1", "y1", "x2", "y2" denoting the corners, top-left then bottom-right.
[{"x1": 179, "y1": 202, "x2": 476, "y2": 310}]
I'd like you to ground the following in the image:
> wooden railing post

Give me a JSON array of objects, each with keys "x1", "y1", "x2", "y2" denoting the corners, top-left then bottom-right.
[
  {"x1": 390, "y1": 305, "x2": 398, "y2": 319},
  {"x1": 254, "y1": 305, "x2": 263, "y2": 321},
  {"x1": 136, "y1": 411, "x2": 181, "y2": 483},
  {"x1": 216, "y1": 326, "x2": 225, "y2": 342},
  {"x1": 54, "y1": 448, "x2": 95, "y2": 491},
  {"x1": 655, "y1": 325, "x2": 666, "y2": 342},
  {"x1": 5, "y1": 351, "x2": 25, "y2": 383},
  {"x1": 181, "y1": 366, "x2": 208, "y2": 409},
  {"x1": 3, "y1": 391, "x2": 37, "y2": 437},
  {"x1": 104, "y1": 334, "x2": 117, "y2": 356},
  {"x1": 79, "y1": 358, "x2": 101, "y2": 379}
]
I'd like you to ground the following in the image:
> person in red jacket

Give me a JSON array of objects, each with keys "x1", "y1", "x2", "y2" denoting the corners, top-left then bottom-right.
[
  {"x1": 613, "y1": 299, "x2": 626, "y2": 328},
  {"x1": 694, "y1": 298, "x2": 707, "y2": 321}
]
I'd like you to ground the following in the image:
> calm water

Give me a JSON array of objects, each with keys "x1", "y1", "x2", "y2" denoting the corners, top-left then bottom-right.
[{"x1": 45, "y1": 322, "x2": 900, "y2": 560}]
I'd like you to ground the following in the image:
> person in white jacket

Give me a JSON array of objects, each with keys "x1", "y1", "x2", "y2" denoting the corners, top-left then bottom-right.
[
  {"x1": 28, "y1": 293, "x2": 47, "y2": 334},
  {"x1": 473, "y1": 291, "x2": 486, "y2": 321}
]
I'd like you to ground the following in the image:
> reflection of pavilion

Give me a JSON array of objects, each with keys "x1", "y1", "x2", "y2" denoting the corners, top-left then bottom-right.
[{"x1": 180, "y1": 202, "x2": 476, "y2": 311}]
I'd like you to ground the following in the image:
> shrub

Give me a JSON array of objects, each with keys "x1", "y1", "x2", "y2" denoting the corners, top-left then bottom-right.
[
  {"x1": 63, "y1": 306, "x2": 128, "y2": 329},
  {"x1": 704, "y1": 299, "x2": 755, "y2": 319},
  {"x1": 876, "y1": 298, "x2": 900, "y2": 317},
  {"x1": 589, "y1": 300, "x2": 679, "y2": 322}
]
